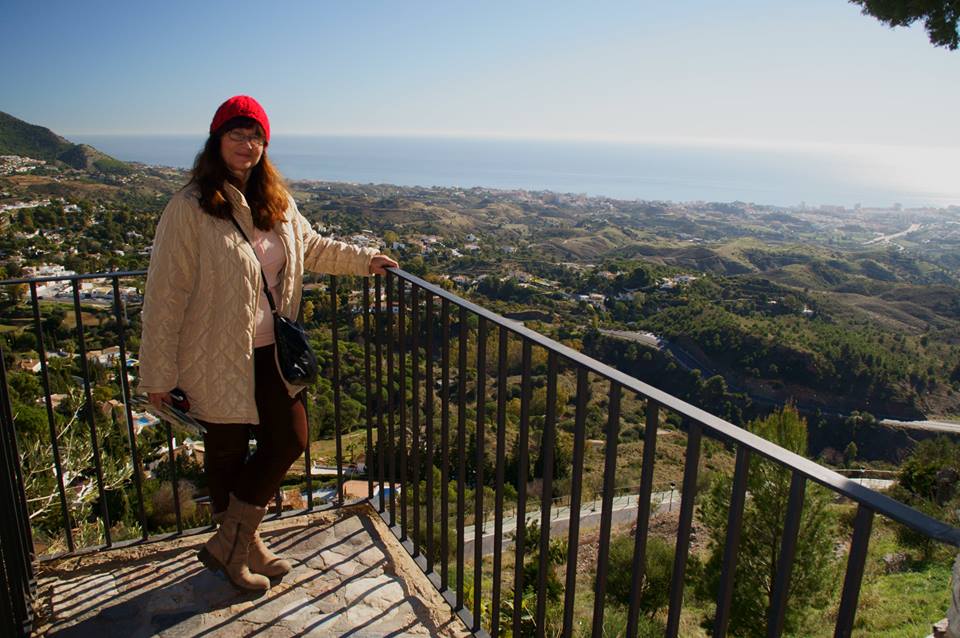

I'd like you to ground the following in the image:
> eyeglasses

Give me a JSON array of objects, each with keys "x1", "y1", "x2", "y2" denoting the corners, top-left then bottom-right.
[{"x1": 225, "y1": 130, "x2": 266, "y2": 147}]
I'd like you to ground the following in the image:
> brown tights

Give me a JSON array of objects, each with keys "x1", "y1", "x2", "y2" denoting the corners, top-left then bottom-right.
[{"x1": 201, "y1": 345, "x2": 308, "y2": 512}]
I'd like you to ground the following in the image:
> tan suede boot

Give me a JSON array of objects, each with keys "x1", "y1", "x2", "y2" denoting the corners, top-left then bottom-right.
[
  {"x1": 211, "y1": 510, "x2": 291, "y2": 579},
  {"x1": 197, "y1": 494, "x2": 270, "y2": 592},
  {"x1": 248, "y1": 532, "x2": 292, "y2": 579}
]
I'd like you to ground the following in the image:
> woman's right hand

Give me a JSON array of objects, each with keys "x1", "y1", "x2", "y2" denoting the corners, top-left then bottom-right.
[{"x1": 148, "y1": 392, "x2": 171, "y2": 411}]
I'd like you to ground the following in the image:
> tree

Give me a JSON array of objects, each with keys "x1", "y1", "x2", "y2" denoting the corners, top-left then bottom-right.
[
  {"x1": 698, "y1": 406, "x2": 837, "y2": 637},
  {"x1": 851, "y1": 0, "x2": 960, "y2": 50},
  {"x1": 896, "y1": 435, "x2": 960, "y2": 503},
  {"x1": 18, "y1": 387, "x2": 132, "y2": 548},
  {"x1": 843, "y1": 441, "x2": 858, "y2": 467}
]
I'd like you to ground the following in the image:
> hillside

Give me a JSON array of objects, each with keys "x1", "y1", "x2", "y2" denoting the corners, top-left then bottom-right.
[{"x1": 0, "y1": 110, "x2": 129, "y2": 173}]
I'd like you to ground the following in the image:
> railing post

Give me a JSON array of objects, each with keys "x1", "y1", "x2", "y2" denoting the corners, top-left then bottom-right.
[
  {"x1": 665, "y1": 419, "x2": 703, "y2": 638},
  {"x1": 362, "y1": 276, "x2": 374, "y2": 503},
  {"x1": 473, "y1": 316, "x2": 487, "y2": 630},
  {"x1": 330, "y1": 275, "x2": 344, "y2": 505},
  {"x1": 491, "y1": 325, "x2": 510, "y2": 638},
  {"x1": 590, "y1": 380, "x2": 621, "y2": 637},
  {"x1": 411, "y1": 285, "x2": 421, "y2": 557},
  {"x1": 625, "y1": 400, "x2": 660, "y2": 637},
  {"x1": 714, "y1": 445, "x2": 751, "y2": 638},
  {"x1": 440, "y1": 297, "x2": 451, "y2": 592},
  {"x1": 398, "y1": 278, "x2": 408, "y2": 541},
  {"x1": 456, "y1": 305, "x2": 468, "y2": 610},
  {"x1": 385, "y1": 274, "x2": 397, "y2": 523},
  {"x1": 511, "y1": 338, "x2": 533, "y2": 636},
  {"x1": 425, "y1": 292, "x2": 436, "y2": 574},
  {"x1": 767, "y1": 470, "x2": 806, "y2": 638},
  {"x1": 560, "y1": 366, "x2": 589, "y2": 638}
]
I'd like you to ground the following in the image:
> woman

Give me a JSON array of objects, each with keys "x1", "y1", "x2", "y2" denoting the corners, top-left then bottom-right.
[{"x1": 138, "y1": 95, "x2": 397, "y2": 592}]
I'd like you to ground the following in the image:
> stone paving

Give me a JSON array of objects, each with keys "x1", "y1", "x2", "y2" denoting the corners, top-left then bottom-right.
[{"x1": 35, "y1": 505, "x2": 470, "y2": 637}]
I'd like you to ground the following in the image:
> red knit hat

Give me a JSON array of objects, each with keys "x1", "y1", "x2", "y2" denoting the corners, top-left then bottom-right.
[{"x1": 209, "y1": 95, "x2": 271, "y2": 144}]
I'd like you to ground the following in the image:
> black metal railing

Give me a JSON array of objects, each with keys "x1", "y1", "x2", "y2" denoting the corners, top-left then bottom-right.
[
  {"x1": 1, "y1": 267, "x2": 958, "y2": 638},
  {"x1": 368, "y1": 268, "x2": 960, "y2": 638}
]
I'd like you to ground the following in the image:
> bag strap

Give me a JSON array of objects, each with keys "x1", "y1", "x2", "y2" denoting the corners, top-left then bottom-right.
[{"x1": 228, "y1": 214, "x2": 279, "y2": 316}]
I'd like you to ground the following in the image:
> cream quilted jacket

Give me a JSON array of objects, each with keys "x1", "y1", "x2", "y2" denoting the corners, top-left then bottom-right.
[{"x1": 138, "y1": 182, "x2": 378, "y2": 424}]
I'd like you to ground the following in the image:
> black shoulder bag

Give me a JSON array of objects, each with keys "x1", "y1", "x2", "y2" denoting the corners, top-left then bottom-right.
[{"x1": 229, "y1": 215, "x2": 318, "y2": 386}]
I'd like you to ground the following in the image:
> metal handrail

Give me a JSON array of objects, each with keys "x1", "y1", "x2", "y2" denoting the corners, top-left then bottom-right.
[{"x1": 0, "y1": 269, "x2": 147, "y2": 286}]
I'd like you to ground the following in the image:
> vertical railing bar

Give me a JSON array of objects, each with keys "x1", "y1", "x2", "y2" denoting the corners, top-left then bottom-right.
[
  {"x1": 534, "y1": 351, "x2": 559, "y2": 638},
  {"x1": 473, "y1": 316, "x2": 488, "y2": 631},
  {"x1": 425, "y1": 292, "x2": 435, "y2": 573},
  {"x1": 330, "y1": 275, "x2": 344, "y2": 506},
  {"x1": 29, "y1": 282, "x2": 74, "y2": 552},
  {"x1": 71, "y1": 280, "x2": 111, "y2": 546},
  {"x1": 665, "y1": 419, "x2": 703, "y2": 638},
  {"x1": 111, "y1": 278, "x2": 147, "y2": 541},
  {"x1": 440, "y1": 297, "x2": 451, "y2": 591},
  {"x1": 560, "y1": 366, "x2": 589, "y2": 638},
  {"x1": 362, "y1": 277, "x2": 374, "y2": 502},
  {"x1": 834, "y1": 504, "x2": 875, "y2": 638},
  {"x1": 625, "y1": 399, "x2": 661, "y2": 637},
  {"x1": 765, "y1": 470, "x2": 807, "y2": 638},
  {"x1": 386, "y1": 274, "x2": 397, "y2": 524},
  {"x1": 0, "y1": 347, "x2": 35, "y2": 632},
  {"x1": 490, "y1": 326, "x2": 510, "y2": 638},
  {"x1": 298, "y1": 300, "x2": 313, "y2": 511},
  {"x1": 589, "y1": 380, "x2": 622, "y2": 637},
  {"x1": 713, "y1": 445, "x2": 752, "y2": 638},
  {"x1": 164, "y1": 420, "x2": 183, "y2": 533},
  {"x1": 456, "y1": 304, "x2": 468, "y2": 610},
  {"x1": 398, "y1": 279, "x2": 408, "y2": 541},
  {"x1": 511, "y1": 338, "x2": 533, "y2": 636},
  {"x1": 411, "y1": 285, "x2": 421, "y2": 558},
  {"x1": 375, "y1": 275, "x2": 385, "y2": 511},
  {"x1": 0, "y1": 345, "x2": 35, "y2": 551},
  {"x1": 386, "y1": 276, "x2": 398, "y2": 530}
]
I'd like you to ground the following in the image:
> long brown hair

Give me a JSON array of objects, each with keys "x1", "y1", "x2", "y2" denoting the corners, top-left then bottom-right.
[{"x1": 188, "y1": 117, "x2": 288, "y2": 230}]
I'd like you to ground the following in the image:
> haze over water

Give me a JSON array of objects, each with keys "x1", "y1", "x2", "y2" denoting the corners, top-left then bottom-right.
[{"x1": 73, "y1": 134, "x2": 960, "y2": 210}]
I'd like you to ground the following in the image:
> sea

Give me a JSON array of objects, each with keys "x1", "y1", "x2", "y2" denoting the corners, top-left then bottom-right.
[{"x1": 70, "y1": 134, "x2": 960, "y2": 210}]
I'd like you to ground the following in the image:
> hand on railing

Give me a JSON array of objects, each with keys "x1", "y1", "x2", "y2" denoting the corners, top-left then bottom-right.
[{"x1": 368, "y1": 255, "x2": 398, "y2": 276}]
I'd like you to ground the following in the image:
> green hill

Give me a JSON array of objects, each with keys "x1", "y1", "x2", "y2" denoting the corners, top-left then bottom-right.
[{"x1": 0, "y1": 110, "x2": 130, "y2": 174}]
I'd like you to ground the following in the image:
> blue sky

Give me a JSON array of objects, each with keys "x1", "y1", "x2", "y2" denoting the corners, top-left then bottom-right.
[{"x1": 2, "y1": 0, "x2": 958, "y2": 150}]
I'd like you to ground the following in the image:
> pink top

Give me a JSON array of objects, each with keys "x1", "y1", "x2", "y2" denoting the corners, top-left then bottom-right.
[{"x1": 250, "y1": 227, "x2": 286, "y2": 348}]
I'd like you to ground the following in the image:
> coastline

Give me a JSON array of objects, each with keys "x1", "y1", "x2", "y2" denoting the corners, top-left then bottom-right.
[{"x1": 69, "y1": 134, "x2": 960, "y2": 210}]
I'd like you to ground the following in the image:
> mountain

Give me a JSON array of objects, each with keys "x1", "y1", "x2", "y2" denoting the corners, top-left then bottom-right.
[{"x1": 0, "y1": 110, "x2": 130, "y2": 173}]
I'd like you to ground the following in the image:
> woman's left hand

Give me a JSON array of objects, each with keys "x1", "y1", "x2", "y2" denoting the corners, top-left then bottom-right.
[{"x1": 368, "y1": 254, "x2": 399, "y2": 276}]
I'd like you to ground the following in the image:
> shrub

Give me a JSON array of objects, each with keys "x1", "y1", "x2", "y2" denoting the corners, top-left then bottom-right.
[
  {"x1": 146, "y1": 479, "x2": 196, "y2": 529},
  {"x1": 604, "y1": 533, "x2": 673, "y2": 618}
]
